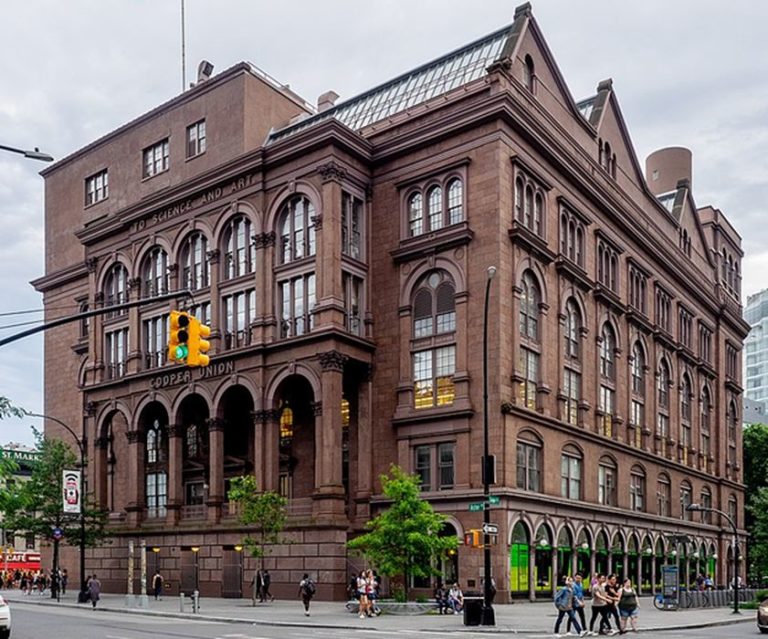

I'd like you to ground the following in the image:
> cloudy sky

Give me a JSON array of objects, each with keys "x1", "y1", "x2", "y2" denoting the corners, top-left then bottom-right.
[{"x1": 1, "y1": 0, "x2": 766, "y2": 445}]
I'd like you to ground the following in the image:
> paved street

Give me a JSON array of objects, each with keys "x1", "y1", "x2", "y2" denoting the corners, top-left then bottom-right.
[{"x1": 3, "y1": 589, "x2": 758, "y2": 638}]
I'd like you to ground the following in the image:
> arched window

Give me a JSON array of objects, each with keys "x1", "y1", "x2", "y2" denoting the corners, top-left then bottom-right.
[
  {"x1": 700, "y1": 486, "x2": 713, "y2": 524},
  {"x1": 563, "y1": 299, "x2": 582, "y2": 426},
  {"x1": 600, "y1": 324, "x2": 616, "y2": 380},
  {"x1": 598, "y1": 455, "x2": 617, "y2": 506},
  {"x1": 427, "y1": 186, "x2": 443, "y2": 232},
  {"x1": 279, "y1": 196, "x2": 315, "y2": 265},
  {"x1": 516, "y1": 430, "x2": 542, "y2": 492},
  {"x1": 515, "y1": 178, "x2": 525, "y2": 223},
  {"x1": 657, "y1": 473, "x2": 671, "y2": 517},
  {"x1": 599, "y1": 323, "x2": 616, "y2": 437},
  {"x1": 630, "y1": 465, "x2": 645, "y2": 512},
  {"x1": 447, "y1": 178, "x2": 463, "y2": 225},
  {"x1": 727, "y1": 399, "x2": 738, "y2": 471},
  {"x1": 104, "y1": 263, "x2": 129, "y2": 314},
  {"x1": 523, "y1": 54, "x2": 535, "y2": 92},
  {"x1": 145, "y1": 418, "x2": 168, "y2": 519},
  {"x1": 180, "y1": 232, "x2": 210, "y2": 290},
  {"x1": 680, "y1": 480, "x2": 693, "y2": 520},
  {"x1": 700, "y1": 386, "x2": 711, "y2": 464},
  {"x1": 141, "y1": 246, "x2": 168, "y2": 298},
  {"x1": 412, "y1": 271, "x2": 457, "y2": 409},
  {"x1": 657, "y1": 360, "x2": 671, "y2": 452},
  {"x1": 408, "y1": 192, "x2": 423, "y2": 237},
  {"x1": 224, "y1": 215, "x2": 256, "y2": 277},
  {"x1": 518, "y1": 272, "x2": 541, "y2": 410},
  {"x1": 560, "y1": 444, "x2": 582, "y2": 499},
  {"x1": 680, "y1": 374, "x2": 692, "y2": 464},
  {"x1": 630, "y1": 342, "x2": 645, "y2": 446}
]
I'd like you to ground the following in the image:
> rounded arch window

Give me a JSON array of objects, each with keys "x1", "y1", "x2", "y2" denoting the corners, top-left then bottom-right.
[
  {"x1": 447, "y1": 178, "x2": 463, "y2": 225},
  {"x1": 224, "y1": 215, "x2": 256, "y2": 278},
  {"x1": 630, "y1": 464, "x2": 645, "y2": 511},
  {"x1": 560, "y1": 444, "x2": 583, "y2": 500},
  {"x1": 631, "y1": 342, "x2": 645, "y2": 395},
  {"x1": 564, "y1": 299, "x2": 581, "y2": 359},
  {"x1": 279, "y1": 196, "x2": 316, "y2": 264},
  {"x1": 141, "y1": 246, "x2": 169, "y2": 298},
  {"x1": 427, "y1": 186, "x2": 443, "y2": 231},
  {"x1": 413, "y1": 271, "x2": 456, "y2": 338},
  {"x1": 180, "y1": 231, "x2": 210, "y2": 290},
  {"x1": 600, "y1": 323, "x2": 616, "y2": 380},
  {"x1": 104, "y1": 263, "x2": 129, "y2": 311},
  {"x1": 520, "y1": 271, "x2": 541, "y2": 341}
]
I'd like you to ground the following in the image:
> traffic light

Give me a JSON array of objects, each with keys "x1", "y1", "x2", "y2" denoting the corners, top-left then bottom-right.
[
  {"x1": 464, "y1": 529, "x2": 481, "y2": 548},
  {"x1": 187, "y1": 315, "x2": 211, "y2": 367},
  {"x1": 168, "y1": 310, "x2": 190, "y2": 363}
]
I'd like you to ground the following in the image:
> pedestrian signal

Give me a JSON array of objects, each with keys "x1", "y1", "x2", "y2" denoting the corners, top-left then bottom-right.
[
  {"x1": 464, "y1": 529, "x2": 481, "y2": 548},
  {"x1": 168, "y1": 311, "x2": 190, "y2": 363}
]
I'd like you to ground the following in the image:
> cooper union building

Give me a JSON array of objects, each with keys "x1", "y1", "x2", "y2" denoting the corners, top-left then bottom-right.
[{"x1": 33, "y1": 3, "x2": 748, "y2": 600}]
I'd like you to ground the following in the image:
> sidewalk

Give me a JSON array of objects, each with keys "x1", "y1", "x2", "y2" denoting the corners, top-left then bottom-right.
[{"x1": 3, "y1": 589, "x2": 754, "y2": 635}]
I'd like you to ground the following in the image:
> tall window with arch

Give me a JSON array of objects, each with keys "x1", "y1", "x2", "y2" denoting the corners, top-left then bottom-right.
[
  {"x1": 657, "y1": 473, "x2": 671, "y2": 517},
  {"x1": 598, "y1": 323, "x2": 616, "y2": 437},
  {"x1": 680, "y1": 480, "x2": 693, "y2": 520},
  {"x1": 629, "y1": 465, "x2": 645, "y2": 512},
  {"x1": 180, "y1": 232, "x2": 210, "y2": 290},
  {"x1": 727, "y1": 400, "x2": 738, "y2": 473},
  {"x1": 560, "y1": 444, "x2": 582, "y2": 500},
  {"x1": 598, "y1": 455, "x2": 617, "y2": 506},
  {"x1": 145, "y1": 418, "x2": 168, "y2": 519},
  {"x1": 700, "y1": 486, "x2": 713, "y2": 524},
  {"x1": 657, "y1": 360, "x2": 671, "y2": 456},
  {"x1": 279, "y1": 403, "x2": 294, "y2": 498},
  {"x1": 518, "y1": 271, "x2": 541, "y2": 410},
  {"x1": 700, "y1": 386, "x2": 711, "y2": 471},
  {"x1": 514, "y1": 171, "x2": 545, "y2": 237},
  {"x1": 680, "y1": 374, "x2": 693, "y2": 466},
  {"x1": 559, "y1": 209, "x2": 585, "y2": 267},
  {"x1": 411, "y1": 270, "x2": 456, "y2": 409},
  {"x1": 224, "y1": 215, "x2": 256, "y2": 279},
  {"x1": 279, "y1": 195, "x2": 316, "y2": 264},
  {"x1": 142, "y1": 313, "x2": 169, "y2": 370},
  {"x1": 406, "y1": 177, "x2": 464, "y2": 238},
  {"x1": 516, "y1": 430, "x2": 542, "y2": 492},
  {"x1": 562, "y1": 299, "x2": 582, "y2": 426},
  {"x1": 141, "y1": 246, "x2": 169, "y2": 298},
  {"x1": 629, "y1": 342, "x2": 646, "y2": 447},
  {"x1": 341, "y1": 192, "x2": 363, "y2": 260},
  {"x1": 104, "y1": 263, "x2": 129, "y2": 317}
]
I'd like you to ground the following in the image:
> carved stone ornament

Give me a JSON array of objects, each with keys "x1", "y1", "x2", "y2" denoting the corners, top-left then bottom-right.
[
  {"x1": 94, "y1": 436, "x2": 110, "y2": 450},
  {"x1": 125, "y1": 430, "x2": 142, "y2": 444},
  {"x1": 207, "y1": 248, "x2": 221, "y2": 264},
  {"x1": 254, "y1": 232, "x2": 276, "y2": 249},
  {"x1": 94, "y1": 292, "x2": 104, "y2": 304},
  {"x1": 167, "y1": 263, "x2": 179, "y2": 274},
  {"x1": 83, "y1": 400, "x2": 98, "y2": 417},
  {"x1": 206, "y1": 418, "x2": 226, "y2": 432},
  {"x1": 317, "y1": 160, "x2": 347, "y2": 183},
  {"x1": 310, "y1": 214, "x2": 323, "y2": 230},
  {"x1": 319, "y1": 350, "x2": 347, "y2": 372},
  {"x1": 128, "y1": 277, "x2": 142, "y2": 290},
  {"x1": 85, "y1": 257, "x2": 98, "y2": 273}
]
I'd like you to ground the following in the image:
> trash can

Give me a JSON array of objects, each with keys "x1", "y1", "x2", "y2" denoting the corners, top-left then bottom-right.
[{"x1": 463, "y1": 594, "x2": 483, "y2": 626}]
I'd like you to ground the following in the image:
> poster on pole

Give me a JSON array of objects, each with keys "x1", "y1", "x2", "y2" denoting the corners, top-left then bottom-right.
[{"x1": 62, "y1": 469, "x2": 81, "y2": 514}]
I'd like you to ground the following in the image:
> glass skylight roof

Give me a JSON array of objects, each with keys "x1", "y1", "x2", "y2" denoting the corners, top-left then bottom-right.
[
  {"x1": 268, "y1": 25, "x2": 512, "y2": 144},
  {"x1": 657, "y1": 191, "x2": 677, "y2": 213},
  {"x1": 576, "y1": 96, "x2": 596, "y2": 121}
]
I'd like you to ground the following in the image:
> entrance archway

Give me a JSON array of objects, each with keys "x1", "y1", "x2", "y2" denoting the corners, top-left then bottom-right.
[
  {"x1": 274, "y1": 375, "x2": 316, "y2": 501},
  {"x1": 509, "y1": 521, "x2": 530, "y2": 595}
]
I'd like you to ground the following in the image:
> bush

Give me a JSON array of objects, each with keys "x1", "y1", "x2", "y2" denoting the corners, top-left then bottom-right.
[{"x1": 757, "y1": 588, "x2": 768, "y2": 602}]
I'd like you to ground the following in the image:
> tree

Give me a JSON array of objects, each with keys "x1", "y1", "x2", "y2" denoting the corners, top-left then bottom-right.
[
  {"x1": 347, "y1": 465, "x2": 457, "y2": 600},
  {"x1": 0, "y1": 397, "x2": 24, "y2": 420},
  {"x1": 4, "y1": 435, "x2": 108, "y2": 553},
  {"x1": 748, "y1": 487, "x2": 768, "y2": 585},
  {"x1": 744, "y1": 423, "x2": 768, "y2": 585},
  {"x1": 227, "y1": 475, "x2": 287, "y2": 565}
]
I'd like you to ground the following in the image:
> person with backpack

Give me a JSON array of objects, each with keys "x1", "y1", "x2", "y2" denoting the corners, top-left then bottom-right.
[
  {"x1": 553, "y1": 576, "x2": 587, "y2": 637},
  {"x1": 298, "y1": 573, "x2": 316, "y2": 616},
  {"x1": 567, "y1": 573, "x2": 587, "y2": 635}
]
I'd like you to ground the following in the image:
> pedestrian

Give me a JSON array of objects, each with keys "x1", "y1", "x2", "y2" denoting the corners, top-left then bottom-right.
[
  {"x1": 152, "y1": 570, "x2": 164, "y2": 601},
  {"x1": 298, "y1": 573, "x2": 316, "y2": 616},
  {"x1": 567, "y1": 573, "x2": 587, "y2": 635},
  {"x1": 251, "y1": 570, "x2": 262, "y2": 605},
  {"x1": 262, "y1": 569, "x2": 274, "y2": 602},
  {"x1": 553, "y1": 576, "x2": 587, "y2": 637},
  {"x1": 588, "y1": 573, "x2": 612, "y2": 636},
  {"x1": 447, "y1": 582, "x2": 464, "y2": 614},
  {"x1": 617, "y1": 578, "x2": 639, "y2": 634},
  {"x1": 61, "y1": 568, "x2": 68, "y2": 595},
  {"x1": 356, "y1": 570, "x2": 369, "y2": 618},
  {"x1": 604, "y1": 573, "x2": 621, "y2": 633},
  {"x1": 434, "y1": 580, "x2": 448, "y2": 614},
  {"x1": 88, "y1": 573, "x2": 101, "y2": 608}
]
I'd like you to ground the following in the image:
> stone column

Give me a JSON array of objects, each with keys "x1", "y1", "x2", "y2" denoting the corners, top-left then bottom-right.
[
  {"x1": 589, "y1": 552, "x2": 596, "y2": 583},
  {"x1": 125, "y1": 430, "x2": 143, "y2": 527},
  {"x1": 126, "y1": 277, "x2": 143, "y2": 375},
  {"x1": 314, "y1": 351, "x2": 346, "y2": 520},
  {"x1": 166, "y1": 424, "x2": 183, "y2": 525},
  {"x1": 126, "y1": 539, "x2": 135, "y2": 607},
  {"x1": 206, "y1": 249, "x2": 222, "y2": 351},
  {"x1": 93, "y1": 434, "x2": 109, "y2": 511},
  {"x1": 528, "y1": 545, "x2": 537, "y2": 602},
  {"x1": 138, "y1": 539, "x2": 149, "y2": 608},
  {"x1": 354, "y1": 366, "x2": 373, "y2": 524},
  {"x1": 551, "y1": 548, "x2": 558, "y2": 598},
  {"x1": 206, "y1": 418, "x2": 225, "y2": 523}
]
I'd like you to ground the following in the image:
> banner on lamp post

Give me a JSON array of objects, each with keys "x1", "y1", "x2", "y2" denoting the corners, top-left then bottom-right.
[{"x1": 62, "y1": 469, "x2": 81, "y2": 514}]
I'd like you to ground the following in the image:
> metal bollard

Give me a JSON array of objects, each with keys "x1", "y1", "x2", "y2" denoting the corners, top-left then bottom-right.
[
  {"x1": 192, "y1": 590, "x2": 200, "y2": 614},
  {"x1": 179, "y1": 593, "x2": 185, "y2": 612}
]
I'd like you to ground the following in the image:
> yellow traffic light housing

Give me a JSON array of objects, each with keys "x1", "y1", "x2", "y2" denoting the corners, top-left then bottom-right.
[
  {"x1": 464, "y1": 529, "x2": 481, "y2": 548},
  {"x1": 187, "y1": 316, "x2": 211, "y2": 367},
  {"x1": 168, "y1": 311, "x2": 190, "y2": 363}
]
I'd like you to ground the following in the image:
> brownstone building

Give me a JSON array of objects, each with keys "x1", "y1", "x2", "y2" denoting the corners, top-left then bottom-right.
[{"x1": 33, "y1": 3, "x2": 748, "y2": 600}]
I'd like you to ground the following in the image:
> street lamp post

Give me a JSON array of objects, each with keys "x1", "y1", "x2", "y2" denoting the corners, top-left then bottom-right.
[
  {"x1": 25, "y1": 412, "x2": 86, "y2": 603},
  {"x1": 686, "y1": 503, "x2": 740, "y2": 614},
  {"x1": 0, "y1": 143, "x2": 54, "y2": 162},
  {"x1": 481, "y1": 265, "x2": 497, "y2": 626}
]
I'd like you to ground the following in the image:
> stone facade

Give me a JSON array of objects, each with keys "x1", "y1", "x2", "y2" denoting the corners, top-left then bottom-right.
[{"x1": 33, "y1": 4, "x2": 747, "y2": 601}]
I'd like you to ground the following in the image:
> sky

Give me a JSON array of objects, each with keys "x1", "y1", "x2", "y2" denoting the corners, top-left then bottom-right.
[{"x1": 0, "y1": 0, "x2": 766, "y2": 445}]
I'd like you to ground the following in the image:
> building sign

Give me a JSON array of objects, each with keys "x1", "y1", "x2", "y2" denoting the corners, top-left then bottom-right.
[
  {"x1": 62, "y1": 469, "x2": 81, "y2": 514},
  {"x1": 149, "y1": 360, "x2": 234, "y2": 390},
  {"x1": 129, "y1": 173, "x2": 257, "y2": 234},
  {"x1": 0, "y1": 449, "x2": 41, "y2": 464}
]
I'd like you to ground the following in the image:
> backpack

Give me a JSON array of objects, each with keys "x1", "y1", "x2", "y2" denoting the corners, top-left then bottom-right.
[
  {"x1": 302, "y1": 579, "x2": 316, "y2": 596},
  {"x1": 554, "y1": 587, "x2": 570, "y2": 610}
]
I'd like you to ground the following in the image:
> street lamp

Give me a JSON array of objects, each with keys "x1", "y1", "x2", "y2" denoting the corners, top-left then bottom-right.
[
  {"x1": 25, "y1": 412, "x2": 86, "y2": 603},
  {"x1": 687, "y1": 502, "x2": 740, "y2": 614},
  {"x1": 481, "y1": 265, "x2": 497, "y2": 626},
  {"x1": 0, "y1": 143, "x2": 54, "y2": 162}
]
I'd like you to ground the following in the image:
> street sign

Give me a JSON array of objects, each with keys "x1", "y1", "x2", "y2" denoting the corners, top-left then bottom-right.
[
  {"x1": 468, "y1": 502, "x2": 484, "y2": 512},
  {"x1": 488, "y1": 495, "x2": 500, "y2": 505},
  {"x1": 482, "y1": 523, "x2": 499, "y2": 534},
  {"x1": 51, "y1": 526, "x2": 63, "y2": 541}
]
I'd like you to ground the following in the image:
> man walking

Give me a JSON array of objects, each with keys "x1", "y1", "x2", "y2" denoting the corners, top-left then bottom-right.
[
  {"x1": 88, "y1": 573, "x2": 101, "y2": 609},
  {"x1": 567, "y1": 573, "x2": 587, "y2": 635},
  {"x1": 553, "y1": 576, "x2": 587, "y2": 637},
  {"x1": 152, "y1": 570, "x2": 164, "y2": 601}
]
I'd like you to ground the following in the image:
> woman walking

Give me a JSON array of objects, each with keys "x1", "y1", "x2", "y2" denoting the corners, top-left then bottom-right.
[
  {"x1": 553, "y1": 576, "x2": 587, "y2": 637},
  {"x1": 588, "y1": 573, "x2": 613, "y2": 635},
  {"x1": 617, "y1": 578, "x2": 639, "y2": 634}
]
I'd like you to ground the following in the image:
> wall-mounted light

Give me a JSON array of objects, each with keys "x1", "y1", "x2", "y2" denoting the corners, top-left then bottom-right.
[
  {"x1": 644, "y1": 547, "x2": 653, "y2": 555},
  {"x1": 692, "y1": 551, "x2": 700, "y2": 559},
  {"x1": 712, "y1": 553, "x2": 718, "y2": 560},
  {"x1": 670, "y1": 549, "x2": 677, "y2": 557},
  {"x1": 580, "y1": 542, "x2": 590, "y2": 550},
  {"x1": 191, "y1": 546, "x2": 200, "y2": 553},
  {"x1": 151, "y1": 547, "x2": 161, "y2": 553},
  {"x1": 234, "y1": 545, "x2": 243, "y2": 552}
]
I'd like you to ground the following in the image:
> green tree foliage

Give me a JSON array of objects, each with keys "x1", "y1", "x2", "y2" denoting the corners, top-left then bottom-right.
[
  {"x1": 347, "y1": 465, "x2": 458, "y2": 599},
  {"x1": 227, "y1": 475, "x2": 287, "y2": 565},
  {"x1": 4, "y1": 435, "x2": 108, "y2": 548},
  {"x1": 748, "y1": 487, "x2": 768, "y2": 584},
  {"x1": 0, "y1": 397, "x2": 24, "y2": 420}
]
